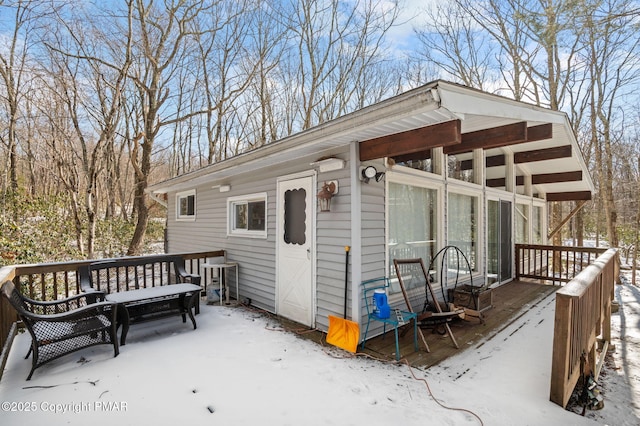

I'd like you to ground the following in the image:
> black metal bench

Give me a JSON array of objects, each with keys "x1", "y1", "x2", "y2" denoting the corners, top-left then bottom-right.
[{"x1": 79, "y1": 255, "x2": 202, "y2": 344}]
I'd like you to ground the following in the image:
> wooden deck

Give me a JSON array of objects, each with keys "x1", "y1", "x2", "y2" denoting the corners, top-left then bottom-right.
[{"x1": 278, "y1": 280, "x2": 558, "y2": 367}]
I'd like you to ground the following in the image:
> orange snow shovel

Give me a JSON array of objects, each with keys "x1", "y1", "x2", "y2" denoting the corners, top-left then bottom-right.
[{"x1": 326, "y1": 246, "x2": 360, "y2": 353}]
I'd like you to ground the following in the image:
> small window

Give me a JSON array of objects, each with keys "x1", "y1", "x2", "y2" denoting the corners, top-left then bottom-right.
[
  {"x1": 176, "y1": 190, "x2": 196, "y2": 220},
  {"x1": 228, "y1": 193, "x2": 267, "y2": 238}
]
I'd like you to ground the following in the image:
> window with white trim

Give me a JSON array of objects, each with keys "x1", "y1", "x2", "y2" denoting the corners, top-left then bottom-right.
[
  {"x1": 387, "y1": 181, "x2": 439, "y2": 295},
  {"x1": 532, "y1": 205, "x2": 543, "y2": 244},
  {"x1": 228, "y1": 193, "x2": 267, "y2": 238},
  {"x1": 447, "y1": 191, "x2": 479, "y2": 272},
  {"x1": 176, "y1": 190, "x2": 196, "y2": 220},
  {"x1": 516, "y1": 203, "x2": 530, "y2": 243}
]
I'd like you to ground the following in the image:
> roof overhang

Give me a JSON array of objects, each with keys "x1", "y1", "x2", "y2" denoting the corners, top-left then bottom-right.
[
  {"x1": 436, "y1": 82, "x2": 594, "y2": 199},
  {"x1": 147, "y1": 80, "x2": 594, "y2": 201}
]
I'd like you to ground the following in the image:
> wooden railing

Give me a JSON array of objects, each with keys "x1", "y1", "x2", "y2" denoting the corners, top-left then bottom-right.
[
  {"x1": 549, "y1": 248, "x2": 618, "y2": 408},
  {"x1": 0, "y1": 250, "x2": 225, "y2": 382},
  {"x1": 0, "y1": 266, "x2": 18, "y2": 381},
  {"x1": 515, "y1": 244, "x2": 607, "y2": 284}
]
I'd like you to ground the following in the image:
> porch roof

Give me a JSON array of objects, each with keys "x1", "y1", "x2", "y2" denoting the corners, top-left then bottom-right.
[{"x1": 148, "y1": 80, "x2": 594, "y2": 201}]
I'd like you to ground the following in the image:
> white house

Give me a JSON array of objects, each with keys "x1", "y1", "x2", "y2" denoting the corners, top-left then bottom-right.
[{"x1": 147, "y1": 80, "x2": 594, "y2": 336}]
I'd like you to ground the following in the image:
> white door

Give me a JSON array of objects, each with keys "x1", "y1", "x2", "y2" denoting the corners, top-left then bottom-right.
[{"x1": 276, "y1": 175, "x2": 314, "y2": 326}]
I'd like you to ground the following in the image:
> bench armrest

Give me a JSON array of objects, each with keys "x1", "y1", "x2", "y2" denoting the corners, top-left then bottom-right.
[
  {"x1": 177, "y1": 272, "x2": 201, "y2": 285},
  {"x1": 26, "y1": 301, "x2": 118, "y2": 322},
  {"x1": 173, "y1": 258, "x2": 201, "y2": 285},
  {"x1": 22, "y1": 291, "x2": 107, "y2": 314}
]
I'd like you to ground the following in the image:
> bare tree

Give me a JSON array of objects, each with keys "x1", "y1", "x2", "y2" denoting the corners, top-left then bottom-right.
[
  {"x1": 581, "y1": 0, "x2": 640, "y2": 248},
  {"x1": 0, "y1": 0, "x2": 54, "y2": 193},
  {"x1": 125, "y1": 0, "x2": 216, "y2": 255},
  {"x1": 286, "y1": 0, "x2": 399, "y2": 130},
  {"x1": 190, "y1": 0, "x2": 258, "y2": 163},
  {"x1": 415, "y1": 2, "x2": 496, "y2": 90},
  {"x1": 241, "y1": 2, "x2": 289, "y2": 149},
  {"x1": 39, "y1": 3, "x2": 133, "y2": 258}
]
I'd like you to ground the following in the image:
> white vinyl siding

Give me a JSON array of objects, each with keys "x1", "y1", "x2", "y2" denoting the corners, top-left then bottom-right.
[
  {"x1": 314, "y1": 161, "x2": 353, "y2": 332},
  {"x1": 168, "y1": 179, "x2": 277, "y2": 312}
]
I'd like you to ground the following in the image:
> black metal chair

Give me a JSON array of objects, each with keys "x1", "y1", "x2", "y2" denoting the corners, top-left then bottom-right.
[{"x1": 1, "y1": 280, "x2": 121, "y2": 380}]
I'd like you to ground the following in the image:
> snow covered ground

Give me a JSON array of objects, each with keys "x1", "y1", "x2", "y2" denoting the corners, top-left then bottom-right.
[{"x1": 0, "y1": 279, "x2": 638, "y2": 425}]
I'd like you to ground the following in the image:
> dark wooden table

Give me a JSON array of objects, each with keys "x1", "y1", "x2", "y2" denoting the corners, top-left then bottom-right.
[{"x1": 105, "y1": 283, "x2": 201, "y2": 345}]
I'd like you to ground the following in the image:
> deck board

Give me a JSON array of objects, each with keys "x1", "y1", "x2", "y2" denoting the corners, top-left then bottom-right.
[
  {"x1": 274, "y1": 280, "x2": 558, "y2": 368},
  {"x1": 358, "y1": 280, "x2": 558, "y2": 367}
]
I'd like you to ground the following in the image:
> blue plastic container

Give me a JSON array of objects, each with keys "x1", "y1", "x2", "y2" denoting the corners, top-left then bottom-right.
[{"x1": 373, "y1": 289, "x2": 390, "y2": 319}]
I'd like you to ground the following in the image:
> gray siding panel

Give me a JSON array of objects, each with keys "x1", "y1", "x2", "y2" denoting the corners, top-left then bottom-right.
[
  {"x1": 166, "y1": 148, "x2": 355, "y2": 330},
  {"x1": 167, "y1": 178, "x2": 277, "y2": 313},
  {"x1": 315, "y1": 164, "x2": 352, "y2": 332},
  {"x1": 358, "y1": 176, "x2": 387, "y2": 338}
]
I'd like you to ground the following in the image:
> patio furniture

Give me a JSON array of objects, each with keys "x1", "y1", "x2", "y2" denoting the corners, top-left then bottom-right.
[
  {"x1": 360, "y1": 277, "x2": 419, "y2": 361},
  {"x1": 104, "y1": 284, "x2": 201, "y2": 345},
  {"x1": 1, "y1": 280, "x2": 120, "y2": 380},
  {"x1": 393, "y1": 258, "x2": 460, "y2": 349},
  {"x1": 201, "y1": 261, "x2": 239, "y2": 305},
  {"x1": 79, "y1": 256, "x2": 202, "y2": 344},
  {"x1": 428, "y1": 246, "x2": 491, "y2": 322}
]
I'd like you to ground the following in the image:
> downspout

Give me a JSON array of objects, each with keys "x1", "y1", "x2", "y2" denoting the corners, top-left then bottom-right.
[
  {"x1": 147, "y1": 190, "x2": 168, "y2": 208},
  {"x1": 350, "y1": 141, "x2": 362, "y2": 333}
]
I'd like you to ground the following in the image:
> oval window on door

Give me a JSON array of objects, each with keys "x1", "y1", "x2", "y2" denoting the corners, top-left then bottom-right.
[{"x1": 284, "y1": 188, "x2": 306, "y2": 245}]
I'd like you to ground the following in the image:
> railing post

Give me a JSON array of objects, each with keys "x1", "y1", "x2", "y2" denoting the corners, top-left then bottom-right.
[
  {"x1": 550, "y1": 293, "x2": 573, "y2": 407},
  {"x1": 515, "y1": 245, "x2": 521, "y2": 280},
  {"x1": 549, "y1": 248, "x2": 618, "y2": 408}
]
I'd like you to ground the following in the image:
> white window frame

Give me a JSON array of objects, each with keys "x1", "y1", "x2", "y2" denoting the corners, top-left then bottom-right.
[
  {"x1": 446, "y1": 186, "x2": 482, "y2": 274},
  {"x1": 227, "y1": 192, "x2": 268, "y2": 238},
  {"x1": 385, "y1": 170, "x2": 444, "y2": 301},
  {"x1": 532, "y1": 200, "x2": 546, "y2": 244},
  {"x1": 176, "y1": 189, "x2": 196, "y2": 221},
  {"x1": 515, "y1": 202, "x2": 530, "y2": 244}
]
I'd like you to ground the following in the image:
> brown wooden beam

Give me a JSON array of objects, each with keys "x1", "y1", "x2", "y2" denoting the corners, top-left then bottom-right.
[
  {"x1": 359, "y1": 120, "x2": 461, "y2": 161},
  {"x1": 486, "y1": 178, "x2": 505, "y2": 187},
  {"x1": 532, "y1": 171, "x2": 582, "y2": 185},
  {"x1": 546, "y1": 191, "x2": 592, "y2": 202},
  {"x1": 392, "y1": 149, "x2": 432, "y2": 164},
  {"x1": 526, "y1": 123, "x2": 553, "y2": 142},
  {"x1": 515, "y1": 145, "x2": 572, "y2": 163},
  {"x1": 486, "y1": 154, "x2": 506, "y2": 168},
  {"x1": 458, "y1": 154, "x2": 505, "y2": 171},
  {"x1": 444, "y1": 122, "x2": 527, "y2": 155},
  {"x1": 486, "y1": 176, "x2": 525, "y2": 187}
]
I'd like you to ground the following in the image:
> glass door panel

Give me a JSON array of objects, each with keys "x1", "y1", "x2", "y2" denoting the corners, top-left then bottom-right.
[{"x1": 487, "y1": 199, "x2": 512, "y2": 285}]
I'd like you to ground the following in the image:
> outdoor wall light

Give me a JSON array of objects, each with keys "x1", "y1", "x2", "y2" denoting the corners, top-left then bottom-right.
[
  {"x1": 317, "y1": 180, "x2": 338, "y2": 212},
  {"x1": 310, "y1": 157, "x2": 345, "y2": 172},
  {"x1": 360, "y1": 166, "x2": 385, "y2": 183}
]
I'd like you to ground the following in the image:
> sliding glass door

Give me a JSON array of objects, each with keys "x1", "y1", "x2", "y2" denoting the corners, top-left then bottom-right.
[{"x1": 487, "y1": 199, "x2": 512, "y2": 285}]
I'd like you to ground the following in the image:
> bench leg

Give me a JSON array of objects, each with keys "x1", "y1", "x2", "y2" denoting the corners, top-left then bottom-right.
[
  {"x1": 116, "y1": 304, "x2": 130, "y2": 346},
  {"x1": 186, "y1": 292, "x2": 198, "y2": 329}
]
